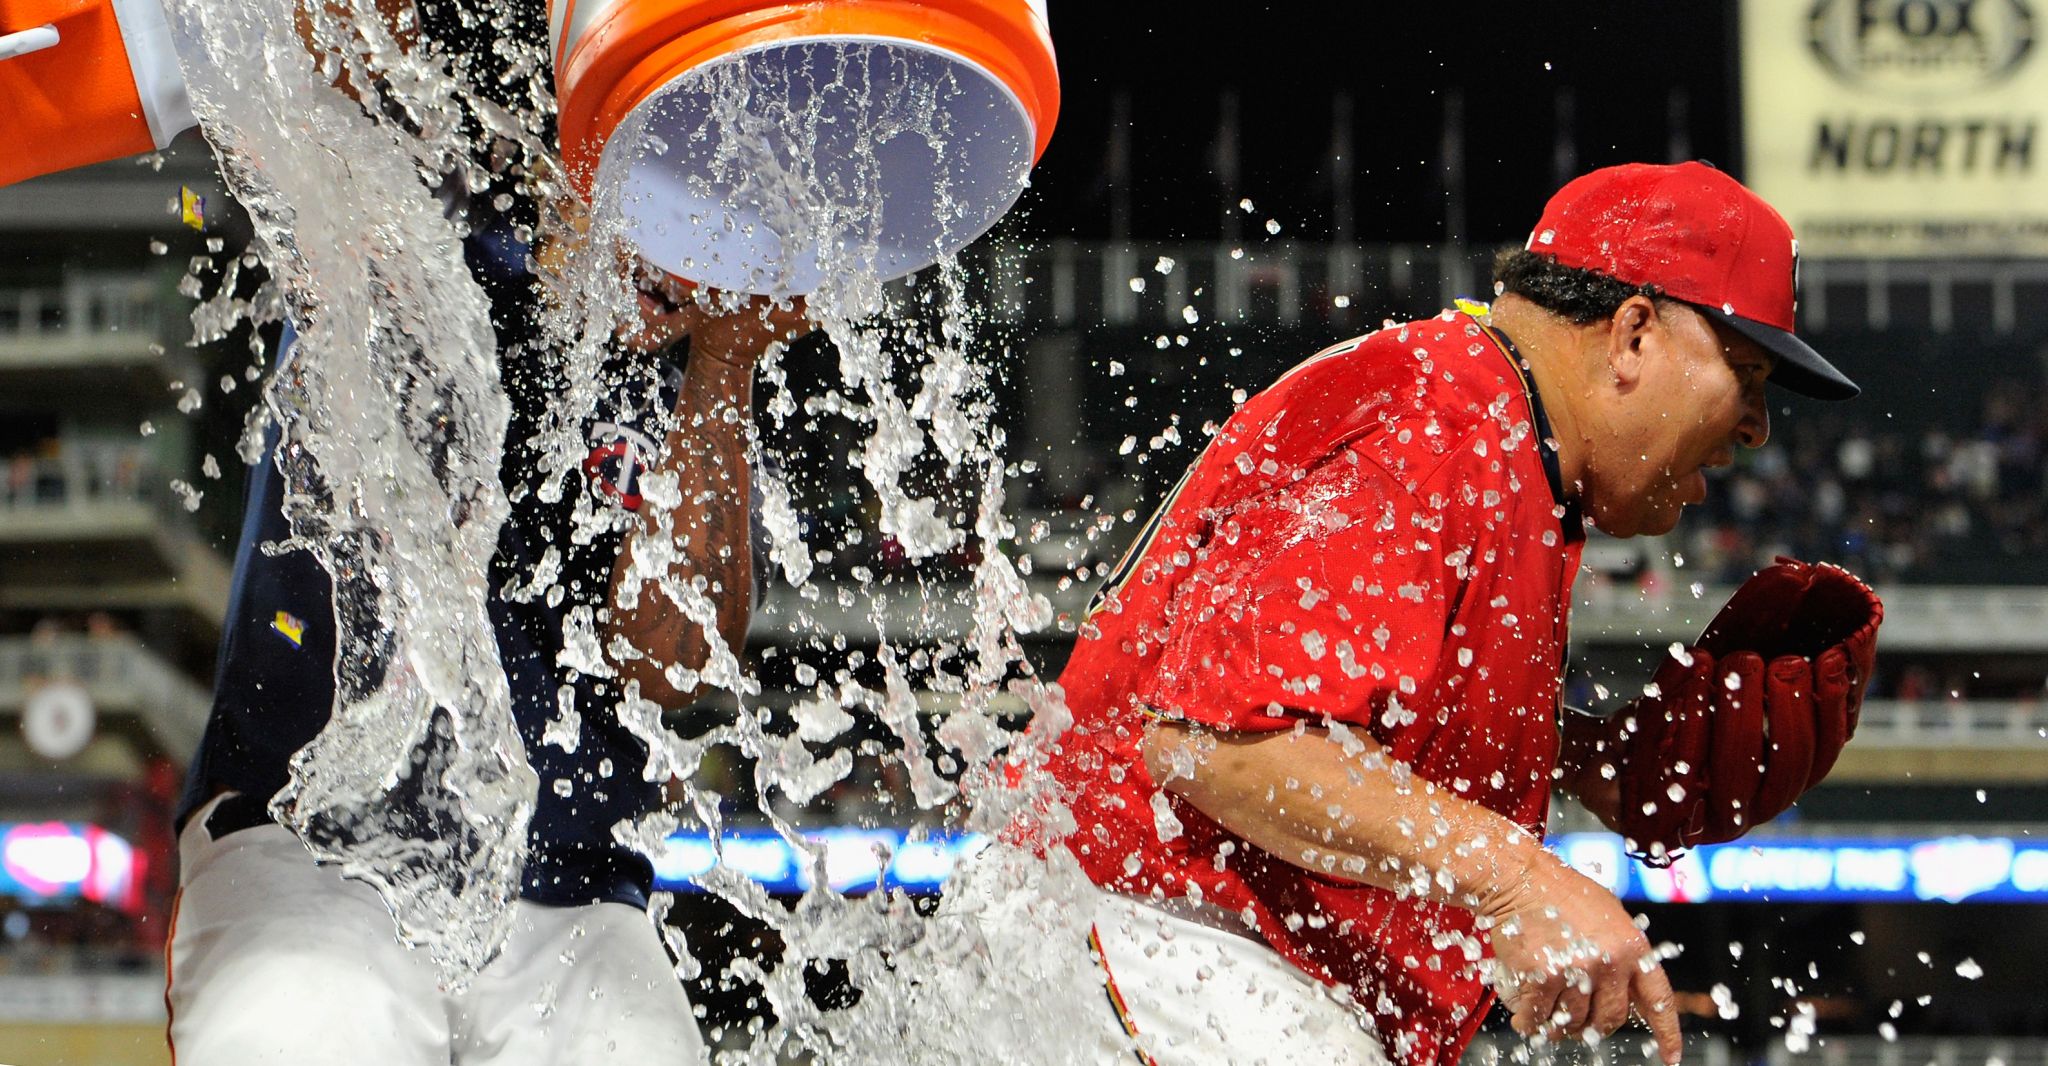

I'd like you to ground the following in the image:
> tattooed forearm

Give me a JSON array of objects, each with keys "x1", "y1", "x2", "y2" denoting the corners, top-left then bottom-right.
[
  {"x1": 602, "y1": 291, "x2": 810, "y2": 708},
  {"x1": 604, "y1": 351, "x2": 756, "y2": 708}
]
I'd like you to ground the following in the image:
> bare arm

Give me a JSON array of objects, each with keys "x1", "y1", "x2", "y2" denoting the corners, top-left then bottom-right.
[
  {"x1": 1142, "y1": 720, "x2": 1681, "y2": 1062},
  {"x1": 603, "y1": 292, "x2": 809, "y2": 707},
  {"x1": 1142, "y1": 720, "x2": 1541, "y2": 903}
]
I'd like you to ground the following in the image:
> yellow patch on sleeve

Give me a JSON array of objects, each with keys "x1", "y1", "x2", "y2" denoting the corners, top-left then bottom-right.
[{"x1": 271, "y1": 611, "x2": 306, "y2": 648}]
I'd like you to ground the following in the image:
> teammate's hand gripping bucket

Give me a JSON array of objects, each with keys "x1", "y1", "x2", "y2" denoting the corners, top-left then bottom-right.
[
  {"x1": 550, "y1": 0, "x2": 1060, "y2": 295},
  {"x1": 0, "y1": 0, "x2": 194, "y2": 187}
]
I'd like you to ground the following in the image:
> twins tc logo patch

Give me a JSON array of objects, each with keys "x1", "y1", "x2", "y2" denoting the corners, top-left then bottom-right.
[
  {"x1": 271, "y1": 611, "x2": 306, "y2": 648},
  {"x1": 582, "y1": 422, "x2": 660, "y2": 511}
]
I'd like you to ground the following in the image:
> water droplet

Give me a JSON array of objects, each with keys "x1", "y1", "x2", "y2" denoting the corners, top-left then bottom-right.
[{"x1": 169, "y1": 480, "x2": 203, "y2": 512}]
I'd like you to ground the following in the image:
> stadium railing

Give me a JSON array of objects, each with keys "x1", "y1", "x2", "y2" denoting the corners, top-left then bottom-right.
[
  {"x1": 1462, "y1": 1033, "x2": 1739, "y2": 1066},
  {"x1": 968, "y1": 240, "x2": 2048, "y2": 339},
  {"x1": 1768, "y1": 1036, "x2": 2048, "y2": 1066},
  {"x1": 1571, "y1": 584, "x2": 2048, "y2": 654},
  {"x1": 0, "y1": 274, "x2": 187, "y2": 368}
]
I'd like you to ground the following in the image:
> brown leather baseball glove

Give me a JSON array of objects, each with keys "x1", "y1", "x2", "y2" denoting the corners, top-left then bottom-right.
[{"x1": 1587, "y1": 559, "x2": 1883, "y2": 865}]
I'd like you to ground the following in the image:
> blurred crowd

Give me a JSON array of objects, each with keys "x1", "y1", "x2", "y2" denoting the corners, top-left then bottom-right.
[
  {"x1": 3, "y1": 438, "x2": 156, "y2": 511},
  {"x1": 1685, "y1": 379, "x2": 2048, "y2": 586}
]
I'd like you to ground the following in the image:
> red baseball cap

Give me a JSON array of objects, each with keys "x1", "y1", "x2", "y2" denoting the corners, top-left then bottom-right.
[{"x1": 1526, "y1": 161, "x2": 1857, "y2": 400}]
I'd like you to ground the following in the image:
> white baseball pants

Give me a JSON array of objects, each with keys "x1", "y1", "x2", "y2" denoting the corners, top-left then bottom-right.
[
  {"x1": 165, "y1": 796, "x2": 707, "y2": 1066},
  {"x1": 951, "y1": 845, "x2": 1392, "y2": 1066}
]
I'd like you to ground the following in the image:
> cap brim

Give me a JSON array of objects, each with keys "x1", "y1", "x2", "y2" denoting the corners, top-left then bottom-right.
[{"x1": 1698, "y1": 305, "x2": 1859, "y2": 401}]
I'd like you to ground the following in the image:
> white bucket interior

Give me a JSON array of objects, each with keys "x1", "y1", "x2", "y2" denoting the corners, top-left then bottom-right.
[{"x1": 608, "y1": 36, "x2": 1036, "y2": 296}]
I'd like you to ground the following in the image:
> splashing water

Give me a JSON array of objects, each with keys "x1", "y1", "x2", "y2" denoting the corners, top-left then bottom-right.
[
  {"x1": 542, "y1": 44, "x2": 1100, "y2": 1060},
  {"x1": 165, "y1": 0, "x2": 549, "y2": 982},
  {"x1": 166, "y1": 0, "x2": 1097, "y2": 1048}
]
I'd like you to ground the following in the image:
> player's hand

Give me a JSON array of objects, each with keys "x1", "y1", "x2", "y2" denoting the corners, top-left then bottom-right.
[
  {"x1": 533, "y1": 195, "x2": 814, "y2": 362},
  {"x1": 625, "y1": 264, "x2": 813, "y2": 365},
  {"x1": 1478, "y1": 852, "x2": 1682, "y2": 1064}
]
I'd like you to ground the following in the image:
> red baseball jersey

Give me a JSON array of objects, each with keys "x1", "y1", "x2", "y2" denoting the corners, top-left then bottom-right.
[{"x1": 1039, "y1": 309, "x2": 1585, "y2": 1066}]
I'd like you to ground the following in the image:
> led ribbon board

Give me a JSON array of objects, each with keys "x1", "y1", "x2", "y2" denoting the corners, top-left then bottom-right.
[
  {"x1": 654, "y1": 829, "x2": 989, "y2": 895},
  {"x1": 1557, "y1": 832, "x2": 2048, "y2": 904},
  {"x1": 653, "y1": 829, "x2": 2048, "y2": 904}
]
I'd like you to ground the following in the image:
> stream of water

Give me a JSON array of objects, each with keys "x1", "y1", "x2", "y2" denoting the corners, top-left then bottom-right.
[{"x1": 164, "y1": 0, "x2": 1092, "y2": 1055}]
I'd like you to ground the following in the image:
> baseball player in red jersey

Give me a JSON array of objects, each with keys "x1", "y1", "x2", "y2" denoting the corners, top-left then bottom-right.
[{"x1": 992, "y1": 162, "x2": 1883, "y2": 1065}]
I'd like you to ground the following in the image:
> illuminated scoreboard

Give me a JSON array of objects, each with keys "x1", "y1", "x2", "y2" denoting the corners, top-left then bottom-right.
[{"x1": 0, "y1": 822, "x2": 140, "y2": 912}]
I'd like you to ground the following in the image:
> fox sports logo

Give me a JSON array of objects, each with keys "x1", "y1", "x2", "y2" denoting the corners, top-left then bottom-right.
[{"x1": 1807, "y1": 0, "x2": 2037, "y2": 99}]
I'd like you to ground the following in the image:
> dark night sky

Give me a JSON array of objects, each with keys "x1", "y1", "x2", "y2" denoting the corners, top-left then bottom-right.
[{"x1": 1018, "y1": 3, "x2": 1740, "y2": 243}]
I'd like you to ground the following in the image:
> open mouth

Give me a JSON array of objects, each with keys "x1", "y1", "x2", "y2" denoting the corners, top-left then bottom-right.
[
  {"x1": 633, "y1": 261, "x2": 689, "y2": 318},
  {"x1": 636, "y1": 278, "x2": 683, "y2": 317},
  {"x1": 637, "y1": 287, "x2": 678, "y2": 318}
]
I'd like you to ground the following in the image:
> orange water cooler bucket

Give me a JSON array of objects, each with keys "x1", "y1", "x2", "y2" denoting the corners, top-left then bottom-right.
[
  {"x1": 0, "y1": 0, "x2": 195, "y2": 188},
  {"x1": 549, "y1": 0, "x2": 1059, "y2": 295}
]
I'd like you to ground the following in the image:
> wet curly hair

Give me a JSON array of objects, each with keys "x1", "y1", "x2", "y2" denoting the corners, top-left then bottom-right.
[{"x1": 1490, "y1": 248, "x2": 1669, "y2": 325}]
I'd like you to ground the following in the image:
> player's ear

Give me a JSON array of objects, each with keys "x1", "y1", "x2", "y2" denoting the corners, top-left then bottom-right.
[{"x1": 1603, "y1": 295, "x2": 1659, "y2": 392}]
